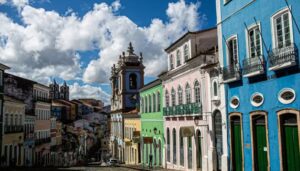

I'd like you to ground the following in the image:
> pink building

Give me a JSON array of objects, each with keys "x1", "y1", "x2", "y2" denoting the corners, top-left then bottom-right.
[{"x1": 161, "y1": 28, "x2": 226, "y2": 171}]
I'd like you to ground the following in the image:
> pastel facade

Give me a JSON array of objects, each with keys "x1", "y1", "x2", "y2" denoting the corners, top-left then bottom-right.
[
  {"x1": 124, "y1": 115, "x2": 141, "y2": 165},
  {"x1": 216, "y1": 0, "x2": 300, "y2": 170},
  {"x1": 140, "y1": 79, "x2": 165, "y2": 168},
  {"x1": 161, "y1": 28, "x2": 222, "y2": 171},
  {"x1": 110, "y1": 43, "x2": 144, "y2": 162},
  {"x1": 33, "y1": 83, "x2": 51, "y2": 166},
  {"x1": 2, "y1": 96, "x2": 25, "y2": 167}
]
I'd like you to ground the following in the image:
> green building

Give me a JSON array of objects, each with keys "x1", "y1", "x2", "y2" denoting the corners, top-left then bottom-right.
[{"x1": 140, "y1": 79, "x2": 164, "y2": 168}]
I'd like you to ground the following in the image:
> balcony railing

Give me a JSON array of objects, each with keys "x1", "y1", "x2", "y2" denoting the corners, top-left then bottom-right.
[
  {"x1": 4, "y1": 125, "x2": 23, "y2": 134},
  {"x1": 33, "y1": 97, "x2": 51, "y2": 103},
  {"x1": 222, "y1": 65, "x2": 240, "y2": 83},
  {"x1": 268, "y1": 44, "x2": 298, "y2": 71},
  {"x1": 242, "y1": 56, "x2": 265, "y2": 77},
  {"x1": 35, "y1": 137, "x2": 51, "y2": 146},
  {"x1": 163, "y1": 102, "x2": 201, "y2": 116}
]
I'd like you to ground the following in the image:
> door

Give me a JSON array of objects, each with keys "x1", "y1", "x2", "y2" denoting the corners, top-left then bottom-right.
[
  {"x1": 231, "y1": 115, "x2": 243, "y2": 171},
  {"x1": 197, "y1": 130, "x2": 202, "y2": 169},
  {"x1": 252, "y1": 115, "x2": 268, "y2": 171},
  {"x1": 280, "y1": 114, "x2": 300, "y2": 171},
  {"x1": 214, "y1": 112, "x2": 223, "y2": 171}
]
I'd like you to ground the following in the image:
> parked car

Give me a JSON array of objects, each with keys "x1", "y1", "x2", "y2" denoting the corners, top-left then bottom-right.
[{"x1": 107, "y1": 158, "x2": 119, "y2": 167}]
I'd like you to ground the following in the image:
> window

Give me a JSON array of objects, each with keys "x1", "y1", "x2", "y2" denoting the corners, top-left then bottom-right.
[
  {"x1": 165, "y1": 90, "x2": 170, "y2": 107},
  {"x1": 184, "y1": 44, "x2": 189, "y2": 61},
  {"x1": 180, "y1": 136, "x2": 184, "y2": 166},
  {"x1": 273, "y1": 10, "x2": 292, "y2": 48},
  {"x1": 248, "y1": 25, "x2": 261, "y2": 58},
  {"x1": 176, "y1": 50, "x2": 181, "y2": 67},
  {"x1": 157, "y1": 92, "x2": 161, "y2": 112},
  {"x1": 171, "y1": 88, "x2": 176, "y2": 106},
  {"x1": 212, "y1": 80, "x2": 219, "y2": 98},
  {"x1": 230, "y1": 96, "x2": 240, "y2": 109},
  {"x1": 227, "y1": 36, "x2": 238, "y2": 66},
  {"x1": 15, "y1": 115, "x2": 18, "y2": 126},
  {"x1": 153, "y1": 94, "x2": 156, "y2": 112},
  {"x1": 167, "y1": 128, "x2": 170, "y2": 162},
  {"x1": 129, "y1": 73, "x2": 137, "y2": 89},
  {"x1": 140, "y1": 98, "x2": 144, "y2": 113},
  {"x1": 185, "y1": 84, "x2": 191, "y2": 104},
  {"x1": 173, "y1": 128, "x2": 177, "y2": 164},
  {"x1": 178, "y1": 86, "x2": 183, "y2": 105},
  {"x1": 278, "y1": 88, "x2": 296, "y2": 104},
  {"x1": 5, "y1": 114, "x2": 8, "y2": 125},
  {"x1": 170, "y1": 55, "x2": 174, "y2": 70},
  {"x1": 194, "y1": 81, "x2": 201, "y2": 103},
  {"x1": 251, "y1": 92, "x2": 264, "y2": 107}
]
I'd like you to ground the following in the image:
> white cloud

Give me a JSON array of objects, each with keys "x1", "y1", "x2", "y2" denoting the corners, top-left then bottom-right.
[
  {"x1": 0, "y1": 0, "x2": 205, "y2": 99},
  {"x1": 69, "y1": 82, "x2": 111, "y2": 105},
  {"x1": 0, "y1": 0, "x2": 7, "y2": 4}
]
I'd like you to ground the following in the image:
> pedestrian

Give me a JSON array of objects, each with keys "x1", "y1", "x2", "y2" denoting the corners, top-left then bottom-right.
[{"x1": 149, "y1": 154, "x2": 153, "y2": 169}]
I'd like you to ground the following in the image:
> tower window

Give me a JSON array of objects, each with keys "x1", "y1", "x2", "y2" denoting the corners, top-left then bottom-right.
[{"x1": 129, "y1": 73, "x2": 137, "y2": 89}]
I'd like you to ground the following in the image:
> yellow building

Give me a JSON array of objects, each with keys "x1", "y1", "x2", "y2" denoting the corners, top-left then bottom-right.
[
  {"x1": 124, "y1": 110, "x2": 141, "y2": 165},
  {"x1": 2, "y1": 96, "x2": 25, "y2": 167}
]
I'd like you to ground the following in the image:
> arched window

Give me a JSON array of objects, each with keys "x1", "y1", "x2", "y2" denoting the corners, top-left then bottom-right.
[
  {"x1": 153, "y1": 94, "x2": 156, "y2": 112},
  {"x1": 167, "y1": 128, "x2": 170, "y2": 162},
  {"x1": 184, "y1": 44, "x2": 189, "y2": 61},
  {"x1": 194, "y1": 81, "x2": 201, "y2": 103},
  {"x1": 171, "y1": 88, "x2": 176, "y2": 106},
  {"x1": 173, "y1": 128, "x2": 177, "y2": 164},
  {"x1": 129, "y1": 73, "x2": 137, "y2": 89},
  {"x1": 165, "y1": 90, "x2": 170, "y2": 107},
  {"x1": 185, "y1": 83, "x2": 191, "y2": 104},
  {"x1": 145, "y1": 97, "x2": 148, "y2": 113},
  {"x1": 157, "y1": 92, "x2": 161, "y2": 112},
  {"x1": 176, "y1": 50, "x2": 181, "y2": 67},
  {"x1": 149, "y1": 95, "x2": 152, "y2": 113},
  {"x1": 213, "y1": 80, "x2": 218, "y2": 98},
  {"x1": 178, "y1": 86, "x2": 183, "y2": 105},
  {"x1": 170, "y1": 55, "x2": 174, "y2": 70}
]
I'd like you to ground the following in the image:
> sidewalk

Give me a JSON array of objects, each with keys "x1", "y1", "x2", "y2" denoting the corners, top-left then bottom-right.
[{"x1": 121, "y1": 164, "x2": 174, "y2": 171}]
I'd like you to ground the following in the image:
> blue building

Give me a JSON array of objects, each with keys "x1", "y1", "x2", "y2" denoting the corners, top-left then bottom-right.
[{"x1": 216, "y1": 0, "x2": 300, "y2": 171}]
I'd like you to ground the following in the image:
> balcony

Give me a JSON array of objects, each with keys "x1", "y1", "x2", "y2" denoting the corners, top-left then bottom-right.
[
  {"x1": 35, "y1": 137, "x2": 51, "y2": 146},
  {"x1": 163, "y1": 102, "x2": 201, "y2": 116},
  {"x1": 222, "y1": 65, "x2": 240, "y2": 83},
  {"x1": 4, "y1": 125, "x2": 23, "y2": 134},
  {"x1": 242, "y1": 56, "x2": 265, "y2": 77},
  {"x1": 268, "y1": 44, "x2": 298, "y2": 71},
  {"x1": 33, "y1": 97, "x2": 51, "y2": 103}
]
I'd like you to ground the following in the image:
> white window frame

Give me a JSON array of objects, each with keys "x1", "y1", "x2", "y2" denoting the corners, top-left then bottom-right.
[
  {"x1": 226, "y1": 35, "x2": 239, "y2": 67},
  {"x1": 176, "y1": 50, "x2": 181, "y2": 67},
  {"x1": 177, "y1": 86, "x2": 183, "y2": 105},
  {"x1": 271, "y1": 7, "x2": 294, "y2": 49},
  {"x1": 245, "y1": 23, "x2": 263, "y2": 59},
  {"x1": 184, "y1": 44, "x2": 189, "y2": 62}
]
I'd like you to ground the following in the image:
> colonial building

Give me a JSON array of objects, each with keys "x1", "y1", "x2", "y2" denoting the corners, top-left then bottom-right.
[
  {"x1": 124, "y1": 110, "x2": 141, "y2": 165},
  {"x1": 140, "y1": 79, "x2": 164, "y2": 168},
  {"x1": 2, "y1": 95, "x2": 25, "y2": 167},
  {"x1": 33, "y1": 83, "x2": 51, "y2": 166},
  {"x1": 0, "y1": 63, "x2": 9, "y2": 166},
  {"x1": 110, "y1": 42, "x2": 144, "y2": 162},
  {"x1": 161, "y1": 28, "x2": 220, "y2": 171},
  {"x1": 216, "y1": 0, "x2": 300, "y2": 170}
]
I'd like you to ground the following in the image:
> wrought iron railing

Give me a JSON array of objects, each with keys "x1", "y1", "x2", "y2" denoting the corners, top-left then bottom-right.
[
  {"x1": 35, "y1": 137, "x2": 51, "y2": 146},
  {"x1": 242, "y1": 55, "x2": 265, "y2": 76},
  {"x1": 163, "y1": 102, "x2": 201, "y2": 116},
  {"x1": 268, "y1": 44, "x2": 298, "y2": 69},
  {"x1": 4, "y1": 125, "x2": 23, "y2": 133},
  {"x1": 33, "y1": 96, "x2": 51, "y2": 103},
  {"x1": 222, "y1": 65, "x2": 240, "y2": 82}
]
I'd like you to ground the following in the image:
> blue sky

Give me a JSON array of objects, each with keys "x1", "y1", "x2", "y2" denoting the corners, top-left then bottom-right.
[{"x1": 0, "y1": 0, "x2": 216, "y2": 104}]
